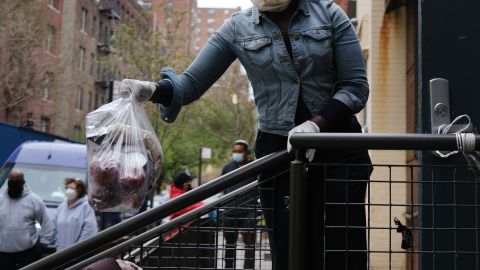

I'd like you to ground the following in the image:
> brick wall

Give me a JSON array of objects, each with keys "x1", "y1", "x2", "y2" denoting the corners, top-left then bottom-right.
[{"x1": 357, "y1": 0, "x2": 409, "y2": 269}]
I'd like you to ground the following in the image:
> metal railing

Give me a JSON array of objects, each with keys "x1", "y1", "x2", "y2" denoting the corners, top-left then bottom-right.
[
  {"x1": 22, "y1": 151, "x2": 289, "y2": 270},
  {"x1": 21, "y1": 133, "x2": 480, "y2": 270}
]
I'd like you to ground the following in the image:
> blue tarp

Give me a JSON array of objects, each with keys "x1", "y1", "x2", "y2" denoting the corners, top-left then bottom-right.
[{"x1": 0, "y1": 121, "x2": 77, "y2": 166}]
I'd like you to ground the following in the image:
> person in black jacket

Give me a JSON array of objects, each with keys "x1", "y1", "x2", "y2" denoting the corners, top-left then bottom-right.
[{"x1": 221, "y1": 140, "x2": 257, "y2": 269}]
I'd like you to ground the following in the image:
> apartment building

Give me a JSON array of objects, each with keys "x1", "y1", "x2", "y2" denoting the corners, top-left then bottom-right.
[
  {"x1": 192, "y1": 7, "x2": 240, "y2": 52},
  {"x1": 0, "y1": 0, "x2": 148, "y2": 138}
]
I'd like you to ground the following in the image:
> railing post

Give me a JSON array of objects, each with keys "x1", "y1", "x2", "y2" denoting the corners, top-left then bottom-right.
[{"x1": 289, "y1": 150, "x2": 306, "y2": 270}]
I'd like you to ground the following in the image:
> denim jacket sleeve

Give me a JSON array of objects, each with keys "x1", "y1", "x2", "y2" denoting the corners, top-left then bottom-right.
[
  {"x1": 327, "y1": 1, "x2": 369, "y2": 114},
  {"x1": 159, "y1": 19, "x2": 237, "y2": 123}
]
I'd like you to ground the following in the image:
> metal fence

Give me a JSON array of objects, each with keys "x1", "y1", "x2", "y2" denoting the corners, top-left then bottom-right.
[{"x1": 21, "y1": 133, "x2": 480, "y2": 270}]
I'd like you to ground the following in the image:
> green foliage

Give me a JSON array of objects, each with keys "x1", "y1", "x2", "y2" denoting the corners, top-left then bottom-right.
[{"x1": 105, "y1": 8, "x2": 257, "y2": 186}]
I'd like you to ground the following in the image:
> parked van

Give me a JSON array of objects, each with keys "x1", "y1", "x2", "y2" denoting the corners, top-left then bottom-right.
[{"x1": 0, "y1": 141, "x2": 87, "y2": 218}]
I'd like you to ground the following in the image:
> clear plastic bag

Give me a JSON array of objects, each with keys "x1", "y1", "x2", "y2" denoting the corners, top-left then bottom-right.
[{"x1": 85, "y1": 97, "x2": 163, "y2": 213}]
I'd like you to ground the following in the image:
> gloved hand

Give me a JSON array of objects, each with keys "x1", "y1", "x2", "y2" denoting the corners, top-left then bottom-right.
[
  {"x1": 287, "y1": 120, "x2": 320, "y2": 162},
  {"x1": 120, "y1": 79, "x2": 156, "y2": 102}
]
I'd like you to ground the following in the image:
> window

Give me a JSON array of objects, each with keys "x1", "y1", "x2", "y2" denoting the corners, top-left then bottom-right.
[
  {"x1": 92, "y1": 16, "x2": 97, "y2": 37},
  {"x1": 207, "y1": 28, "x2": 215, "y2": 33},
  {"x1": 43, "y1": 73, "x2": 53, "y2": 100},
  {"x1": 76, "y1": 86, "x2": 83, "y2": 110},
  {"x1": 96, "y1": 62, "x2": 102, "y2": 79},
  {"x1": 46, "y1": 25, "x2": 56, "y2": 53},
  {"x1": 208, "y1": 9, "x2": 215, "y2": 15},
  {"x1": 90, "y1": 53, "x2": 95, "y2": 75},
  {"x1": 88, "y1": 91, "x2": 93, "y2": 111},
  {"x1": 81, "y1": 8, "x2": 88, "y2": 33},
  {"x1": 165, "y1": 2, "x2": 174, "y2": 10},
  {"x1": 49, "y1": 0, "x2": 59, "y2": 10},
  {"x1": 41, "y1": 117, "x2": 50, "y2": 133},
  {"x1": 99, "y1": 21, "x2": 103, "y2": 40},
  {"x1": 79, "y1": 47, "x2": 85, "y2": 71},
  {"x1": 207, "y1": 18, "x2": 215, "y2": 24},
  {"x1": 74, "y1": 125, "x2": 81, "y2": 137}
]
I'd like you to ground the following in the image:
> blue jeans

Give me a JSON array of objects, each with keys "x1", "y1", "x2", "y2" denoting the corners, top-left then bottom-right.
[{"x1": 255, "y1": 117, "x2": 372, "y2": 270}]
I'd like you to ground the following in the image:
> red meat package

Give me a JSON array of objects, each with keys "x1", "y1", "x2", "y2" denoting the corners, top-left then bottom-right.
[{"x1": 85, "y1": 97, "x2": 163, "y2": 213}]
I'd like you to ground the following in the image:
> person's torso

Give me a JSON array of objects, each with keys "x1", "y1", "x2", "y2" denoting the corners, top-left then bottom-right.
[
  {"x1": 0, "y1": 192, "x2": 41, "y2": 252},
  {"x1": 228, "y1": 0, "x2": 337, "y2": 135},
  {"x1": 55, "y1": 197, "x2": 90, "y2": 250}
]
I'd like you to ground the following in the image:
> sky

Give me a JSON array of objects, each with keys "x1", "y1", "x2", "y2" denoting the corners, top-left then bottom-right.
[{"x1": 197, "y1": 0, "x2": 253, "y2": 10}]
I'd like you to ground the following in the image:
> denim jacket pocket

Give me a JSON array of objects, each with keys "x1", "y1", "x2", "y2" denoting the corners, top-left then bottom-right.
[
  {"x1": 302, "y1": 27, "x2": 333, "y2": 71},
  {"x1": 237, "y1": 37, "x2": 274, "y2": 67}
]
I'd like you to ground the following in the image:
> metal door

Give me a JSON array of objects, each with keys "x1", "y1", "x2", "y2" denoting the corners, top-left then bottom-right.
[{"x1": 419, "y1": 1, "x2": 480, "y2": 269}]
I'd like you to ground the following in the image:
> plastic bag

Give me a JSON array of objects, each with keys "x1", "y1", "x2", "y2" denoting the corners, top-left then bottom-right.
[{"x1": 85, "y1": 97, "x2": 163, "y2": 213}]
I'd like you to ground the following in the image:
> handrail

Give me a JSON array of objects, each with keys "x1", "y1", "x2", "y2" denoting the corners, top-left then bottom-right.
[
  {"x1": 21, "y1": 150, "x2": 290, "y2": 270},
  {"x1": 289, "y1": 133, "x2": 480, "y2": 151}
]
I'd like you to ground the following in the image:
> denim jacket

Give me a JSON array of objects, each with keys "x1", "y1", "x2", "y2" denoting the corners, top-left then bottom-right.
[{"x1": 160, "y1": 0, "x2": 368, "y2": 136}]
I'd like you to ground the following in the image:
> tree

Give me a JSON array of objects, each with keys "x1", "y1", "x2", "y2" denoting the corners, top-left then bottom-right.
[
  {"x1": 105, "y1": 7, "x2": 256, "y2": 184},
  {"x1": 0, "y1": 0, "x2": 56, "y2": 125}
]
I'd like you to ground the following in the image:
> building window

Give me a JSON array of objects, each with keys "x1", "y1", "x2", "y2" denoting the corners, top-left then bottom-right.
[
  {"x1": 90, "y1": 53, "x2": 95, "y2": 75},
  {"x1": 165, "y1": 2, "x2": 174, "y2": 10},
  {"x1": 79, "y1": 47, "x2": 85, "y2": 71},
  {"x1": 207, "y1": 18, "x2": 215, "y2": 24},
  {"x1": 208, "y1": 9, "x2": 215, "y2": 15},
  {"x1": 41, "y1": 116, "x2": 50, "y2": 133},
  {"x1": 88, "y1": 91, "x2": 93, "y2": 112},
  {"x1": 81, "y1": 8, "x2": 88, "y2": 33},
  {"x1": 99, "y1": 21, "x2": 103, "y2": 40},
  {"x1": 49, "y1": 0, "x2": 59, "y2": 10},
  {"x1": 46, "y1": 25, "x2": 56, "y2": 53},
  {"x1": 74, "y1": 125, "x2": 81, "y2": 137},
  {"x1": 224, "y1": 10, "x2": 229, "y2": 15},
  {"x1": 207, "y1": 28, "x2": 215, "y2": 33},
  {"x1": 92, "y1": 16, "x2": 97, "y2": 37},
  {"x1": 76, "y1": 86, "x2": 83, "y2": 110},
  {"x1": 43, "y1": 72, "x2": 53, "y2": 100}
]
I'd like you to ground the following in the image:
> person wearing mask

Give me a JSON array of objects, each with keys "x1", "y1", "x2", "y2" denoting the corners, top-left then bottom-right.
[
  {"x1": 0, "y1": 171, "x2": 55, "y2": 269},
  {"x1": 169, "y1": 172, "x2": 204, "y2": 220},
  {"x1": 54, "y1": 177, "x2": 98, "y2": 251},
  {"x1": 119, "y1": 0, "x2": 372, "y2": 269},
  {"x1": 221, "y1": 140, "x2": 257, "y2": 269}
]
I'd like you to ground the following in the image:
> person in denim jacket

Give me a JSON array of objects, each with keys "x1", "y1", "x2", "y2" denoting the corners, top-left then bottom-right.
[{"x1": 121, "y1": 0, "x2": 372, "y2": 269}]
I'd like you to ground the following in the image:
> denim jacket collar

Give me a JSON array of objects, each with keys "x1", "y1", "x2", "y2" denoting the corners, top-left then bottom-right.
[{"x1": 251, "y1": 0, "x2": 318, "y2": 25}]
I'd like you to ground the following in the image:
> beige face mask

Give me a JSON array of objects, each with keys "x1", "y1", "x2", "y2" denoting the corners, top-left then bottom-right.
[{"x1": 250, "y1": 0, "x2": 292, "y2": 12}]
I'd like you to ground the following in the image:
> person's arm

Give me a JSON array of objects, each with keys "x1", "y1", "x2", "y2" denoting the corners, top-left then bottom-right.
[
  {"x1": 312, "y1": 1, "x2": 369, "y2": 130},
  {"x1": 79, "y1": 203, "x2": 99, "y2": 241},
  {"x1": 151, "y1": 19, "x2": 237, "y2": 123},
  {"x1": 36, "y1": 197, "x2": 56, "y2": 247}
]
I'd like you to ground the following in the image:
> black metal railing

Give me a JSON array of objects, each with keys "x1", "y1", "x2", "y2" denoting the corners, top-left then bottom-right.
[
  {"x1": 21, "y1": 151, "x2": 289, "y2": 270},
  {"x1": 21, "y1": 133, "x2": 480, "y2": 270}
]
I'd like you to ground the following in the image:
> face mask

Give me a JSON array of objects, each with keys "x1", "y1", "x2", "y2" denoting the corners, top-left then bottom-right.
[
  {"x1": 65, "y1": 188, "x2": 77, "y2": 200},
  {"x1": 233, "y1": 153, "x2": 245, "y2": 163},
  {"x1": 250, "y1": 0, "x2": 292, "y2": 12},
  {"x1": 7, "y1": 180, "x2": 24, "y2": 199}
]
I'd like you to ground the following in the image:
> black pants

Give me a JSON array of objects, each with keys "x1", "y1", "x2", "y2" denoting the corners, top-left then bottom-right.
[
  {"x1": 223, "y1": 211, "x2": 257, "y2": 269},
  {"x1": 255, "y1": 124, "x2": 372, "y2": 270},
  {"x1": 0, "y1": 244, "x2": 42, "y2": 270}
]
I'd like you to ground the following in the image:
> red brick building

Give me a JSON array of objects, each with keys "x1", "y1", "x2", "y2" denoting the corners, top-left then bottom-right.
[
  {"x1": 193, "y1": 7, "x2": 240, "y2": 52},
  {"x1": 0, "y1": 0, "x2": 147, "y2": 139}
]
